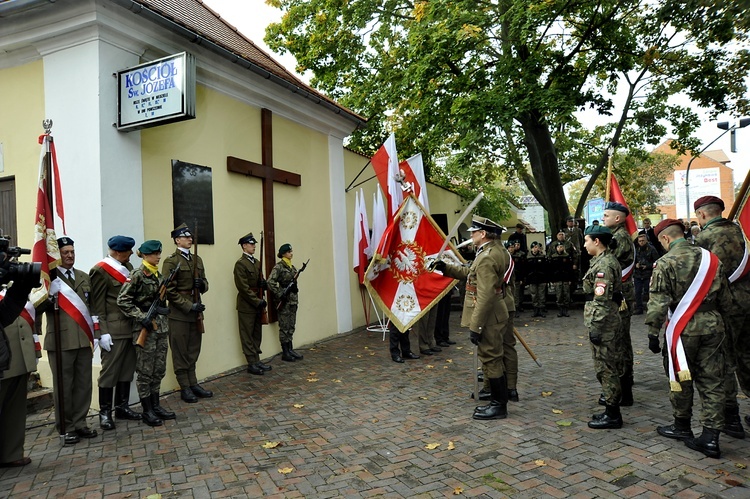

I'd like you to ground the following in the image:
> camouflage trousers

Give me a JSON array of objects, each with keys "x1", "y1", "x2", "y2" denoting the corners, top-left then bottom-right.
[
  {"x1": 528, "y1": 284, "x2": 545, "y2": 309},
  {"x1": 278, "y1": 304, "x2": 298, "y2": 343},
  {"x1": 554, "y1": 282, "x2": 570, "y2": 307},
  {"x1": 619, "y1": 281, "x2": 635, "y2": 377},
  {"x1": 661, "y1": 332, "x2": 726, "y2": 430},
  {"x1": 591, "y1": 328, "x2": 622, "y2": 406},
  {"x1": 135, "y1": 330, "x2": 168, "y2": 399}
]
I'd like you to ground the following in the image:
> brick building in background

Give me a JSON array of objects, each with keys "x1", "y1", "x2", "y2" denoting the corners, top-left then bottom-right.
[{"x1": 655, "y1": 140, "x2": 735, "y2": 222}]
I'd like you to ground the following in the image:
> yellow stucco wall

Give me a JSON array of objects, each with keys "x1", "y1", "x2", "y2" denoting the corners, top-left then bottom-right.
[
  {"x1": 0, "y1": 60, "x2": 45, "y2": 248},
  {"x1": 141, "y1": 85, "x2": 338, "y2": 388}
]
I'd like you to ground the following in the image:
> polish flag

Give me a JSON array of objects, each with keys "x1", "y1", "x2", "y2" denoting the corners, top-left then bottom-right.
[
  {"x1": 352, "y1": 189, "x2": 372, "y2": 284},
  {"x1": 398, "y1": 153, "x2": 429, "y2": 213},
  {"x1": 608, "y1": 173, "x2": 638, "y2": 239},
  {"x1": 370, "y1": 188, "x2": 387, "y2": 251},
  {"x1": 730, "y1": 189, "x2": 750, "y2": 282},
  {"x1": 365, "y1": 195, "x2": 462, "y2": 331},
  {"x1": 371, "y1": 134, "x2": 403, "y2": 220}
]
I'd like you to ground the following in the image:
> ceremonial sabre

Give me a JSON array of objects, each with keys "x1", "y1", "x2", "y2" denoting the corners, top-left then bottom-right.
[
  {"x1": 473, "y1": 343, "x2": 479, "y2": 401},
  {"x1": 432, "y1": 192, "x2": 484, "y2": 265}
]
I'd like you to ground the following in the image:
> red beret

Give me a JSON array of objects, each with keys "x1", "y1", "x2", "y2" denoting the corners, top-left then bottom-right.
[
  {"x1": 693, "y1": 195, "x2": 724, "y2": 211},
  {"x1": 654, "y1": 218, "x2": 684, "y2": 236}
]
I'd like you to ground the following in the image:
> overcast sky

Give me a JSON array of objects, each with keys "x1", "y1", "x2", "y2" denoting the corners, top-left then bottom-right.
[{"x1": 203, "y1": 0, "x2": 750, "y2": 192}]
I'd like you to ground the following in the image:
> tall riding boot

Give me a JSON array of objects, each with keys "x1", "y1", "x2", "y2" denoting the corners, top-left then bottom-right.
[
  {"x1": 281, "y1": 341, "x2": 296, "y2": 362},
  {"x1": 140, "y1": 395, "x2": 163, "y2": 427},
  {"x1": 685, "y1": 427, "x2": 721, "y2": 458},
  {"x1": 619, "y1": 376, "x2": 633, "y2": 406},
  {"x1": 723, "y1": 406, "x2": 746, "y2": 439},
  {"x1": 657, "y1": 417, "x2": 694, "y2": 440},
  {"x1": 151, "y1": 391, "x2": 176, "y2": 420},
  {"x1": 588, "y1": 404, "x2": 623, "y2": 429},
  {"x1": 473, "y1": 376, "x2": 508, "y2": 420},
  {"x1": 115, "y1": 382, "x2": 142, "y2": 420},
  {"x1": 289, "y1": 341, "x2": 304, "y2": 360},
  {"x1": 98, "y1": 387, "x2": 115, "y2": 430}
]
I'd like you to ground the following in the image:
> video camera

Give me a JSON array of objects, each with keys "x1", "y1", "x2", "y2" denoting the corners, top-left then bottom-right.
[{"x1": 0, "y1": 236, "x2": 41, "y2": 288}]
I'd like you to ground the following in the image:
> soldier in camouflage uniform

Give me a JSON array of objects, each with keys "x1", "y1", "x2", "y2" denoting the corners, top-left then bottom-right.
[
  {"x1": 434, "y1": 216, "x2": 510, "y2": 420},
  {"x1": 117, "y1": 240, "x2": 175, "y2": 427},
  {"x1": 549, "y1": 241, "x2": 573, "y2": 317},
  {"x1": 647, "y1": 219, "x2": 733, "y2": 459},
  {"x1": 268, "y1": 243, "x2": 303, "y2": 362},
  {"x1": 602, "y1": 202, "x2": 635, "y2": 406},
  {"x1": 162, "y1": 224, "x2": 212, "y2": 404},
  {"x1": 526, "y1": 242, "x2": 547, "y2": 317},
  {"x1": 694, "y1": 195, "x2": 748, "y2": 439},
  {"x1": 582, "y1": 225, "x2": 623, "y2": 429}
]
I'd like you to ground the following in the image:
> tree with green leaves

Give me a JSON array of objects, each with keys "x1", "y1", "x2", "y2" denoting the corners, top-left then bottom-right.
[{"x1": 266, "y1": 0, "x2": 749, "y2": 227}]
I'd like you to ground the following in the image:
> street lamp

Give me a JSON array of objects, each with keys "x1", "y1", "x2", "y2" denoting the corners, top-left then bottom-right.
[{"x1": 684, "y1": 118, "x2": 750, "y2": 221}]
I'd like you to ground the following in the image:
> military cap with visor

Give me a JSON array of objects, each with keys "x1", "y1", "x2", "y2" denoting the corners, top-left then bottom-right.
[
  {"x1": 238, "y1": 233, "x2": 257, "y2": 245},
  {"x1": 171, "y1": 223, "x2": 192, "y2": 239},
  {"x1": 468, "y1": 216, "x2": 505, "y2": 235}
]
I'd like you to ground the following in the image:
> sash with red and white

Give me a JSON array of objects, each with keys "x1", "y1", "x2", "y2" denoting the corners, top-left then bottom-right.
[
  {"x1": 50, "y1": 277, "x2": 95, "y2": 347},
  {"x1": 94, "y1": 256, "x2": 130, "y2": 284},
  {"x1": 0, "y1": 289, "x2": 40, "y2": 352},
  {"x1": 621, "y1": 243, "x2": 636, "y2": 282},
  {"x1": 728, "y1": 243, "x2": 750, "y2": 283},
  {"x1": 504, "y1": 256, "x2": 515, "y2": 284},
  {"x1": 664, "y1": 248, "x2": 719, "y2": 391}
]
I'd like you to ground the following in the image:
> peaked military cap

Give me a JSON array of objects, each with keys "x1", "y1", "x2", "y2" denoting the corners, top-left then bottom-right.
[
  {"x1": 171, "y1": 223, "x2": 192, "y2": 239},
  {"x1": 584, "y1": 225, "x2": 612, "y2": 237},
  {"x1": 468, "y1": 216, "x2": 505, "y2": 235},
  {"x1": 108, "y1": 235, "x2": 135, "y2": 251},
  {"x1": 139, "y1": 240, "x2": 162, "y2": 255},
  {"x1": 654, "y1": 218, "x2": 684, "y2": 236},
  {"x1": 604, "y1": 201, "x2": 630, "y2": 216},
  {"x1": 278, "y1": 243, "x2": 293, "y2": 258},
  {"x1": 238, "y1": 232, "x2": 257, "y2": 245},
  {"x1": 57, "y1": 236, "x2": 74, "y2": 248},
  {"x1": 565, "y1": 215, "x2": 575, "y2": 221},
  {"x1": 694, "y1": 195, "x2": 725, "y2": 211}
]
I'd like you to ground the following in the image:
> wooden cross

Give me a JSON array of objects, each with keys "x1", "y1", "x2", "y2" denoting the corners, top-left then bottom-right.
[{"x1": 227, "y1": 108, "x2": 302, "y2": 319}]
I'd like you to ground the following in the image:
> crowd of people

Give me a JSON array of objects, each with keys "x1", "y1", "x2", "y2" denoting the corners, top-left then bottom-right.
[{"x1": 0, "y1": 224, "x2": 302, "y2": 466}]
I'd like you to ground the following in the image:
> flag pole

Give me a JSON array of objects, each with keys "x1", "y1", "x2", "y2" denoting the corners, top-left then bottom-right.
[
  {"x1": 729, "y1": 168, "x2": 750, "y2": 221},
  {"x1": 42, "y1": 119, "x2": 67, "y2": 443},
  {"x1": 604, "y1": 146, "x2": 614, "y2": 202}
]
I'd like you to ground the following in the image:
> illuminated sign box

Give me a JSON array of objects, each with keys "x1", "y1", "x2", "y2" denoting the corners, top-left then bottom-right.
[{"x1": 117, "y1": 52, "x2": 196, "y2": 131}]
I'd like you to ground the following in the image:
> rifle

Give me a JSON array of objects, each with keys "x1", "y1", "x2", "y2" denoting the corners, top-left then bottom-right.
[
  {"x1": 193, "y1": 220, "x2": 205, "y2": 334},
  {"x1": 136, "y1": 264, "x2": 180, "y2": 347},
  {"x1": 253, "y1": 231, "x2": 269, "y2": 324},
  {"x1": 276, "y1": 259, "x2": 309, "y2": 311}
]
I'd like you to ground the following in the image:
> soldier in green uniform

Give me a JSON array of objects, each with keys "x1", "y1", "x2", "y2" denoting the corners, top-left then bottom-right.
[
  {"x1": 89, "y1": 235, "x2": 141, "y2": 430},
  {"x1": 647, "y1": 219, "x2": 733, "y2": 458},
  {"x1": 117, "y1": 240, "x2": 176, "y2": 427},
  {"x1": 162, "y1": 224, "x2": 212, "y2": 403},
  {"x1": 234, "y1": 232, "x2": 271, "y2": 376},
  {"x1": 602, "y1": 202, "x2": 635, "y2": 407},
  {"x1": 268, "y1": 243, "x2": 303, "y2": 362},
  {"x1": 434, "y1": 216, "x2": 510, "y2": 420},
  {"x1": 582, "y1": 225, "x2": 623, "y2": 429},
  {"x1": 549, "y1": 241, "x2": 573, "y2": 317},
  {"x1": 693, "y1": 195, "x2": 748, "y2": 439},
  {"x1": 526, "y1": 242, "x2": 547, "y2": 317},
  {"x1": 38, "y1": 237, "x2": 97, "y2": 445}
]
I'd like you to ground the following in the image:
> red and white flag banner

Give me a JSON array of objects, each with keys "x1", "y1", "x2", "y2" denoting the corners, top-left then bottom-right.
[
  {"x1": 30, "y1": 134, "x2": 66, "y2": 306},
  {"x1": 365, "y1": 195, "x2": 463, "y2": 332},
  {"x1": 731, "y1": 190, "x2": 750, "y2": 283},
  {"x1": 608, "y1": 172, "x2": 637, "y2": 281},
  {"x1": 664, "y1": 248, "x2": 719, "y2": 391},
  {"x1": 398, "y1": 153, "x2": 429, "y2": 213},
  {"x1": 371, "y1": 134, "x2": 403, "y2": 220},
  {"x1": 352, "y1": 189, "x2": 372, "y2": 285}
]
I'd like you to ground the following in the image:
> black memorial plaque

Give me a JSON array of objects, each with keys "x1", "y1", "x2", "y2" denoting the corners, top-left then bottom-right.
[{"x1": 171, "y1": 160, "x2": 215, "y2": 244}]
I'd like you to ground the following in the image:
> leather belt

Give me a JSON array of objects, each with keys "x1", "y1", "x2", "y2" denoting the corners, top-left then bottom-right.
[{"x1": 465, "y1": 284, "x2": 505, "y2": 296}]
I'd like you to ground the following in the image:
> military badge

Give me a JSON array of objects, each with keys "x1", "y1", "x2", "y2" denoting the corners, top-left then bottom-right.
[{"x1": 594, "y1": 283, "x2": 606, "y2": 296}]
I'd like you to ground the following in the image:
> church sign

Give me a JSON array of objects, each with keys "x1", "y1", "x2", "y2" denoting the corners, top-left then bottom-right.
[{"x1": 116, "y1": 52, "x2": 196, "y2": 131}]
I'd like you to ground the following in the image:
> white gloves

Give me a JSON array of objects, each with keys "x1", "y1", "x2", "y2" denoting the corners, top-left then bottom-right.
[{"x1": 99, "y1": 333, "x2": 113, "y2": 352}]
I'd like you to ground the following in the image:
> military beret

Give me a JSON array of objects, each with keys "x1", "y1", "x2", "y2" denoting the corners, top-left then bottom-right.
[
  {"x1": 604, "y1": 201, "x2": 629, "y2": 216},
  {"x1": 238, "y1": 232, "x2": 257, "y2": 245},
  {"x1": 694, "y1": 195, "x2": 725, "y2": 211},
  {"x1": 654, "y1": 218, "x2": 684, "y2": 236},
  {"x1": 57, "y1": 236, "x2": 74, "y2": 248},
  {"x1": 171, "y1": 223, "x2": 192, "y2": 239},
  {"x1": 139, "y1": 240, "x2": 162, "y2": 255},
  {"x1": 557, "y1": 229, "x2": 565, "y2": 234},
  {"x1": 278, "y1": 243, "x2": 293, "y2": 258},
  {"x1": 469, "y1": 216, "x2": 505, "y2": 235},
  {"x1": 108, "y1": 235, "x2": 135, "y2": 252},
  {"x1": 584, "y1": 225, "x2": 612, "y2": 237},
  {"x1": 530, "y1": 241, "x2": 541, "y2": 248},
  {"x1": 555, "y1": 242, "x2": 566, "y2": 248}
]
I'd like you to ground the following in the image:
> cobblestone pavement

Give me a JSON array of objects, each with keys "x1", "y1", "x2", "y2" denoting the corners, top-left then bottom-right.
[{"x1": 3, "y1": 306, "x2": 750, "y2": 498}]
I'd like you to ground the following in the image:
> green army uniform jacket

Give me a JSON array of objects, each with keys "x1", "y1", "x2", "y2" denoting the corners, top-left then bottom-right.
[
  {"x1": 89, "y1": 257, "x2": 135, "y2": 340},
  {"x1": 40, "y1": 270, "x2": 93, "y2": 351},
  {"x1": 162, "y1": 250, "x2": 208, "y2": 323},
  {"x1": 234, "y1": 254, "x2": 264, "y2": 312}
]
